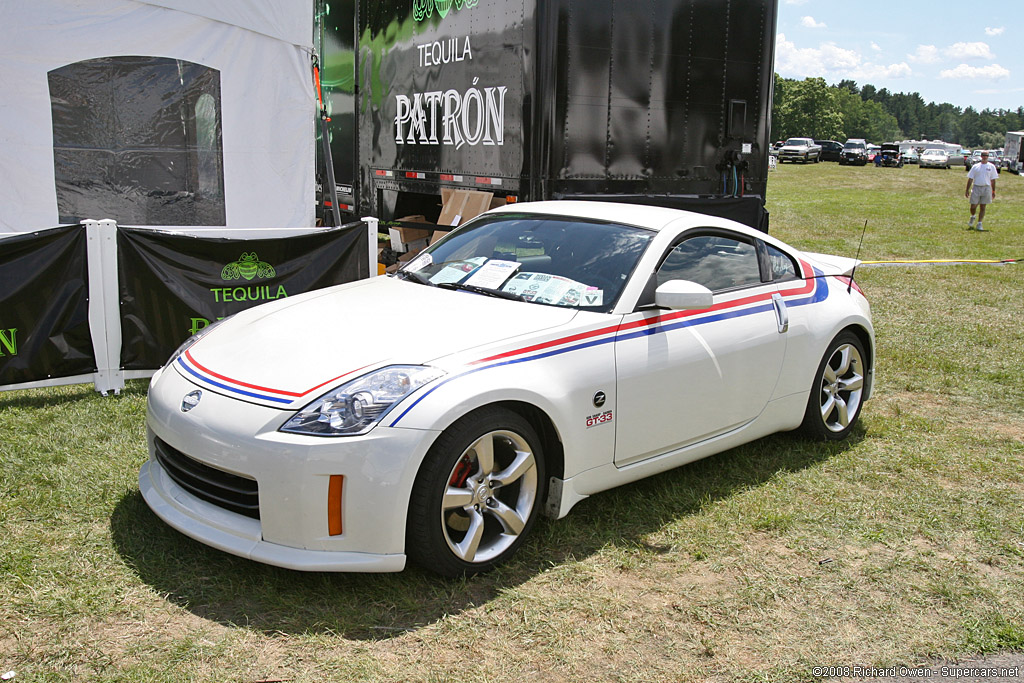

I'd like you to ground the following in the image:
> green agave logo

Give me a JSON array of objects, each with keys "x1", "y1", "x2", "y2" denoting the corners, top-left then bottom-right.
[
  {"x1": 221, "y1": 252, "x2": 276, "y2": 281},
  {"x1": 413, "y1": 0, "x2": 479, "y2": 22}
]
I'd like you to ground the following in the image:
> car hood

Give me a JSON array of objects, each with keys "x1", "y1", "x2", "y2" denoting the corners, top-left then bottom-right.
[{"x1": 177, "y1": 276, "x2": 578, "y2": 406}]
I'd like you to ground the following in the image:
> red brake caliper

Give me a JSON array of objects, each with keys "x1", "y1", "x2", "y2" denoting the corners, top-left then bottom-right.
[{"x1": 449, "y1": 456, "x2": 473, "y2": 487}]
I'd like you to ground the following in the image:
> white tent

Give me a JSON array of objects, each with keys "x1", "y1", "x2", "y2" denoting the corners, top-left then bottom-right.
[{"x1": 0, "y1": 0, "x2": 315, "y2": 232}]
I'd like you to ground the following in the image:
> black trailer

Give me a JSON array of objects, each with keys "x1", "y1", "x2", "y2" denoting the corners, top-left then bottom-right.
[{"x1": 317, "y1": 0, "x2": 778, "y2": 230}]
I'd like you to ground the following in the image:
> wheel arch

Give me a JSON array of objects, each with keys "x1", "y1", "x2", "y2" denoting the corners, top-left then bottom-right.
[
  {"x1": 840, "y1": 323, "x2": 874, "y2": 372},
  {"x1": 416, "y1": 399, "x2": 566, "y2": 482},
  {"x1": 836, "y1": 322, "x2": 875, "y2": 399},
  {"x1": 497, "y1": 400, "x2": 566, "y2": 481}
]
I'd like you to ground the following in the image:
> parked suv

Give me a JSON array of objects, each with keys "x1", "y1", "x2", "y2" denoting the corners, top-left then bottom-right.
[
  {"x1": 815, "y1": 140, "x2": 843, "y2": 162},
  {"x1": 840, "y1": 139, "x2": 869, "y2": 166},
  {"x1": 778, "y1": 137, "x2": 822, "y2": 163}
]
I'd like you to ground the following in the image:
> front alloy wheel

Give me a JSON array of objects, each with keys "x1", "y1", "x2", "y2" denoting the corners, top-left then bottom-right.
[
  {"x1": 407, "y1": 407, "x2": 546, "y2": 576},
  {"x1": 801, "y1": 332, "x2": 867, "y2": 440}
]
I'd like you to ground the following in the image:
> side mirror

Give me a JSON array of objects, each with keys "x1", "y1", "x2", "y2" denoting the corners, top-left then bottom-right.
[{"x1": 654, "y1": 280, "x2": 714, "y2": 310}]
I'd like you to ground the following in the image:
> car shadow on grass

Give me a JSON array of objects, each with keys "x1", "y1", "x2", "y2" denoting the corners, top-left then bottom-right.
[{"x1": 110, "y1": 427, "x2": 862, "y2": 641}]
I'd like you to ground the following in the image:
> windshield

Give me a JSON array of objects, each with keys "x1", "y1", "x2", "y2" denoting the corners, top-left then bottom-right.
[
  {"x1": 397, "y1": 213, "x2": 653, "y2": 313},
  {"x1": 784, "y1": 138, "x2": 807, "y2": 145},
  {"x1": 843, "y1": 141, "x2": 865, "y2": 150}
]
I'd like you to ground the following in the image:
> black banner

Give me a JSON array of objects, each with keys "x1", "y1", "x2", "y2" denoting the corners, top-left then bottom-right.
[
  {"x1": 0, "y1": 226, "x2": 95, "y2": 386},
  {"x1": 117, "y1": 222, "x2": 369, "y2": 369}
]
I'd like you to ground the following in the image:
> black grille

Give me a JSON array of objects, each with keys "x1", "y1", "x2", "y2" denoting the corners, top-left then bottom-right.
[{"x1": 153, "y1": 438, "x2": 260, "y2": 519}]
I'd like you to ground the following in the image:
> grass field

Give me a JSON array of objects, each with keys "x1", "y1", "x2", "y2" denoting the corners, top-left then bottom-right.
[{"x1": 2, "y1": 163, "x2": 1023, "y2": 682}]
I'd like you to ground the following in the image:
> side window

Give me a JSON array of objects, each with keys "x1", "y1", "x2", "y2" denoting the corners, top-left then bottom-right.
[
  {"x1": 765, "y1": 244, "x2": 799, "y2": 281},
  {"x1": 657, "y1": 234, "x2": 762, "y2": 292}
]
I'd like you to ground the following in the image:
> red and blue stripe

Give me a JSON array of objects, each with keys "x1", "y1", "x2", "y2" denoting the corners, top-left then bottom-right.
[
  {"x1": 176, "y1": 261, "x2": 829, "y2": 417},
  {"x1": 387, "y1": 263, "x2": 828, "y2": 426}
]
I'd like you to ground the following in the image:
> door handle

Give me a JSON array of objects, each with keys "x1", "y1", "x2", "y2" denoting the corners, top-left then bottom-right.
[{"x1": 772, "y1": 293, "x2": 789, "y2": 333}]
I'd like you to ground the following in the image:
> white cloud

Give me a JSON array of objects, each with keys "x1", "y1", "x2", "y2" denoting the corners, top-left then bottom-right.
[
  {"x1": 944, "y1": 42, "x2": 995, "y2": 60},
  {"x1": 908, "y1": 45, "x2": 940, "y2": 64},
  {"x1": 939, "y1": 63, "x2": 1011, "y2": 80},
  {"x1": 801, "y1": 16, "x2": 826, "y2": 29},
  {"x1": 985, "y1": 27, "x2": 1005, "y2": 36},
  {"x1": 775, "y1": 33, "x2": 911, "y2": 82},
  {"x1": 853, "y1": 62, "x2": 913, "y2": 80},
  {"x1": 870, "y1": 42, "x2": 882, "y2": 52},
  {"x1": 973, "y1": 86, "x2": 1024, "y2": 96}
]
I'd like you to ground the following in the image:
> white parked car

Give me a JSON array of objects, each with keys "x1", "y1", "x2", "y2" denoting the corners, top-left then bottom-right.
[
  {"x1": 919, "y1": 149, "x2": 950, "y2": 169},
  {"x1": 140, "y1": 201, "x2": 875, "y2": 576}
]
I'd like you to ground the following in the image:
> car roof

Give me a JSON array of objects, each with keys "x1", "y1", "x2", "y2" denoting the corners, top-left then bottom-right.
[{"x1": 486, "y1": 200, "x2": 765, "y2": 238}]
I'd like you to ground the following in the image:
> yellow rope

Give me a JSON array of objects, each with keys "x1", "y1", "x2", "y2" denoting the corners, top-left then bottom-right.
[{"x1": 861, "y1": 258, "x2": 1018, "y2": 265}]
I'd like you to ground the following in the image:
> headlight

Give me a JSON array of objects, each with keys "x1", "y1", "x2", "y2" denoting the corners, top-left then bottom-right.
[{"x1": 280, "y1": 365, "x2": 446, "y2": 437}]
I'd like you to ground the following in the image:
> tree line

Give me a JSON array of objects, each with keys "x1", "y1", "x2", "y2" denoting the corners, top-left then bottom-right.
[{"x1": 771, "y1": 75, "x2": 1024, "y2": 149}]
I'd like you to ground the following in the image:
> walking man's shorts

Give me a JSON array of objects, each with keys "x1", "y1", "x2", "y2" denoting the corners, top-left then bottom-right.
[{"x1": 970, "y1": 185, "x2": 993, "y2": 204}]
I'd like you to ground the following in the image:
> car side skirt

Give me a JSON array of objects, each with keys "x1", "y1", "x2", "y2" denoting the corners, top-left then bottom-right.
[{"x1": 545, "y1": 392, "x2": 806, "y2": 519}]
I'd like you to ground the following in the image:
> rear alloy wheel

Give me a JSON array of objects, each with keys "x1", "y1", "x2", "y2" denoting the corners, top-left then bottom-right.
[
  {"x1": 801, "y1": 332, "x2": 867, "y2": 440},
  {"x1": 406, "y1": 407, "x2": 546, "y2": 576}
]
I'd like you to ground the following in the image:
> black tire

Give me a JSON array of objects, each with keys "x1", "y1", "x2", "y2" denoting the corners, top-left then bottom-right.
[
  {"x1": 800, "y1": 332, "x2": 867, "y2": 441},
  {"x1": 406, "y1": 407, "x2": 546, "y2": 577}
]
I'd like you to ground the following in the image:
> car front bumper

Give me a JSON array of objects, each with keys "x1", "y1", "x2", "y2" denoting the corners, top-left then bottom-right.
[{"x1": 140, "y1": 364, "x2": 441, "y2": 572}]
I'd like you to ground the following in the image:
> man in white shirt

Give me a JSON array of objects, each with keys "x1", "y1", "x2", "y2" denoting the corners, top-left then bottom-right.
[{"x1": 965, "y1": 151, "x2": 998, "y2": 231}]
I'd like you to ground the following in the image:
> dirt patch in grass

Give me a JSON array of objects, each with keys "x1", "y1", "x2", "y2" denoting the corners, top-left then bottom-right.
[{"x1": 874, "y1": 390, "x2": 1024, "y2": 441}]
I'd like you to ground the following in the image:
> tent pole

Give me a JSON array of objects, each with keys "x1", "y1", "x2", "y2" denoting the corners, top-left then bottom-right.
[{"x1": 320, "y1": 116, "x2": 342, "y2": 227}]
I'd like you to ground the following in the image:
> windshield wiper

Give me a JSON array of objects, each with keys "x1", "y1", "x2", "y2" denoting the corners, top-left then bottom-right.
[
  {"x1": 437, "y1": 282, "x2": 525, "y2": 301},
  {"x1": 394, "y1": 269, "x2": 436, "y2": 286}
]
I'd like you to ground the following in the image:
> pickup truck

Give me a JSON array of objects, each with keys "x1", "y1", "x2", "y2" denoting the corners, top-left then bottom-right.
[{"x1": 778, "y1": 137, "x2": 822, "y2": 163}]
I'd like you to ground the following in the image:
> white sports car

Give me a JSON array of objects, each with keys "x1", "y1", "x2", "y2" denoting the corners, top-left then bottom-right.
[{"x1": 141, "y1": 201, "x2": 874, "y2": 576}]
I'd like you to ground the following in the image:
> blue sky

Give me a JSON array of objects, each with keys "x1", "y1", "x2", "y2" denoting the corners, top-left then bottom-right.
[{"x1": 774, "y1": 0, "x2": 1024, "y2": 112}]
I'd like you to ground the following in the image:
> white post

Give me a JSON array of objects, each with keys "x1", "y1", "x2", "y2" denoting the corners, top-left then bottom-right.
[
  {"x1": 85, "y1": 219, "x2": 124, "y2": 395},
  {"x1": 364, "y1": 216, "x2": 380, "y2": 277}
]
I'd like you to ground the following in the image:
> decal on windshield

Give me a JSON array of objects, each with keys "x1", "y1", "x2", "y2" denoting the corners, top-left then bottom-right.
[
  {"x1": 404, "y1": 251, "x2": 433, "y2": 272},
  {"x1": 427, "y1": 257, "x2": 487, "y2": 284},
  {"x1": 463, "y1": 259, "x2": 520, "y2": 288},
  {"x1": 501, "y1": 273, "x2": 603, "y2": 307}
]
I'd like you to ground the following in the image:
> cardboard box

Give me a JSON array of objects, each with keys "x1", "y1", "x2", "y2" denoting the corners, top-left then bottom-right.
[
  {"x1": 402, "y1": 237, "x2": 429, "y2": 253},
  {"x1": 397, "y1": 246, "x2": 426, "y2": 264},
  {"x1": 429, "y1": 229, "x2": 451, "y2": 246},
  {"x1": 437, "y1": 189, "x2": 493, "y2": 227},
  {"x1": 388, "y1": 215, "x2": 432, "y2": 251}
]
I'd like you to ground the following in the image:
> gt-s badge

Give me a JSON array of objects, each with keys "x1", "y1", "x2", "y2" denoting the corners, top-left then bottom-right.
[{"x1": 181, "y1": 390, "x2": 202, "y2": 412}]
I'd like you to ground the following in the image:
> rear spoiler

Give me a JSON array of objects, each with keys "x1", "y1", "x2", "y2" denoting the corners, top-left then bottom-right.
[{"x1": 802, "y1": 252, "x2": 860, "y2": 277}]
